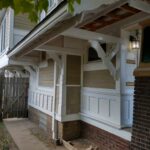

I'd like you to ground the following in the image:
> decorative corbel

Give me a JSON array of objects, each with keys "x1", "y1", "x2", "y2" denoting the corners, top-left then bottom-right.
[{"x1": 89, "y1": 40, "x2": 119, "y2": 80}]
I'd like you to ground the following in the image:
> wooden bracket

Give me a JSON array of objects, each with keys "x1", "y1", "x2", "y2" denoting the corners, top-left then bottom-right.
[
  {"x1": 47, "y1": 52, "x2": 62, "y2": 68},
  {"x1": 89, "y1": 40, "x2": 119, "y2": 80}
]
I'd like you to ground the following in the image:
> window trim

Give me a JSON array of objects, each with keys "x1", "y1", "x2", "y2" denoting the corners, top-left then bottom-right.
[{"x1": 0, "y1": 15, "x2": 7, "y2": 53}]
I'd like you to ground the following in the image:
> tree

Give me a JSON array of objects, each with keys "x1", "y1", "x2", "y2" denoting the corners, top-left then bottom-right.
[{"x1": 0, "y1": 0, "x2": 81, "y2": 22}]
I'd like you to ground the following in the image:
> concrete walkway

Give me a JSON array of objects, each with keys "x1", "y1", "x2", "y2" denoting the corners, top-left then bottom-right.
[{"x1": 4, "y1": 118, "x2": 66, "y2": 150}]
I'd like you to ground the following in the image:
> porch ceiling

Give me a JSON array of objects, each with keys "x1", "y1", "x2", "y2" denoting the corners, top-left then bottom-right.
[{"x1": 80, "y1": 3, "x2": 141, "y2": 31}]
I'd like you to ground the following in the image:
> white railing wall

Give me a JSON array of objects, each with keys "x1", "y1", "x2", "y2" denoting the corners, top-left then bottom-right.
[
  {"x1": 28, "y1": 89, "x2": 54, "y2": 116},
  {"x1": 81, "y1": 87, "x2": 121, "y2": 128}
]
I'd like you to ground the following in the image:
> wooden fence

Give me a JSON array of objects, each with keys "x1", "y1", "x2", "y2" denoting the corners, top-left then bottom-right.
[{"x1": 0, "y1": 76, "x2": 29, "y2": 119}]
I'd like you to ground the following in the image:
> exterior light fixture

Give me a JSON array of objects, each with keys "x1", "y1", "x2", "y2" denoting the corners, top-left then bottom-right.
[{"x1": 129, "y1": 30, "x2": 140, "y2": 51}]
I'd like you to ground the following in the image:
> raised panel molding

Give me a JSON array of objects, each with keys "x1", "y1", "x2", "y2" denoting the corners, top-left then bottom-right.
[
  {"x1": 28, "y1": 89, "x2": 54, "y2": 116},
  {"x1": 81, "y1": 87, "x2": 121, "y2": 127}
]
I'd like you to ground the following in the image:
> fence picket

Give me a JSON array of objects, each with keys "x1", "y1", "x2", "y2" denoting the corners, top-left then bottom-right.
[{"x1": 0, "y1": 76, "x2": 29, "y2": 119}]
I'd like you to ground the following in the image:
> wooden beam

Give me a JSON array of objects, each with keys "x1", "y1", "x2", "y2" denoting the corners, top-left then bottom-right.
[
  {"x1": 89, "y1": 40, "x2": 117, "y2": 80},
  {"x1": 61, "y1": 28, "x2": 120, "y2": 43},
  {"x1": 129, "y1": 0, "x2": 150, "y2": 13},
  {"x1": 9, "y1": 59, "x2": 37, "y2": 67},
  {"x1": 35, "y1": 45, "x2": 84, "y2": 56}
]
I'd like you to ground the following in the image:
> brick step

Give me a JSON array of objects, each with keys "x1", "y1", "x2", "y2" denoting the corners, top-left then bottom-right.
[{"x1": 63, "y1": 139, "x2": 99, "y2": 150}]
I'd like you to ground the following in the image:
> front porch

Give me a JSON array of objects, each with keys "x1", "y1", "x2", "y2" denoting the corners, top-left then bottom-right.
[
  {"x1": 0, "y1": 0, "x2": 149, "y2": 150},
  {"x1": 4, "y1": 118, "x2": 66, "y2": 150}
]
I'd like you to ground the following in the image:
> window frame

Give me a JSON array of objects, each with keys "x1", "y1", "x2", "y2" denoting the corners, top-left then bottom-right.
[{"x1": 0, "y1": 16, "x2": 6, "y2": 53}]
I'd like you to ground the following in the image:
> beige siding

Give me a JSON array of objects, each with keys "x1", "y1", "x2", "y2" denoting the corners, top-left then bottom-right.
[
  {"x1": 64, "y1": 36, "x2": 85, "y2": 50},
  {"x1": 14, "y1": 14, "x2": 36, "y2": 30},
  {"x1": 83, "y1": 70, "x2": 116, "y2": 89},
  {"x1": 66, "y1": 87, "x2": 80, "y2": 114},
  {"x1": 66, "y1": 55, "x2": 81, "y2": 85},
  {"x1": 46, "y1": 36, "x2": 64, "y2": 47},
  {"x1": 39, "y1": 59, "x2": 54, "y2": 87}
]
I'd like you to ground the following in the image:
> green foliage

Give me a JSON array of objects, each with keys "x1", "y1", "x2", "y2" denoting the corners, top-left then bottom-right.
[
  {"x1": 0, "y1": 0, "x2": 81, "y2": 22},
  {"x1": 67, "y1": 0, "x2": 81, "y2": 13}
]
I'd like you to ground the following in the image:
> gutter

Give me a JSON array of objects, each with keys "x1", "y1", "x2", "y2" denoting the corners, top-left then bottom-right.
[{"x1": 8, "y1": 1, "x2": 68, "y2": 57}]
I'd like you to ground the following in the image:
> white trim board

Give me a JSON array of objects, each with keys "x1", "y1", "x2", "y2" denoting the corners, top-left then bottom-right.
[
  {"x1": 81, "y1": 114, "x2": 131, "y2": 141},
  {"x1": 82, "y1": 87, "x2": 120, "y2": 95},
  {"x1": 83, "y1": 61, "x2": 107, "y2": 71}
]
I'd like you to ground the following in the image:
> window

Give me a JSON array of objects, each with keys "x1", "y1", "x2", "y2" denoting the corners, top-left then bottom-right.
[
  {"x1": 141, "y1": 26, "x2": 150, "y2": 62},
  {"x1": 88, "y1": 47, "x2": 101, "y2": 62},
  {"x1": 48, "y1": 0, "x2": 56, "y2": 12},
  {"x1": 0, "y1": 17, "x2": 6, "y2": 53},
  {"x1": 88, "y1": 43, "x2": 106, "y2": 62}
]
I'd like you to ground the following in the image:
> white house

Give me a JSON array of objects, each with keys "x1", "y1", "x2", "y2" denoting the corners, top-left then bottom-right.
[{"x1": 0, "y1": 0, "x2": 149, "y2": 149}]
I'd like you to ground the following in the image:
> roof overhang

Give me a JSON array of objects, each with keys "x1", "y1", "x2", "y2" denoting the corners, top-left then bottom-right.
[
  {"x1": 7, "y1": 0, "x2": 128, "y2": 58},
  {"x1": 7, "y1": 0, "x2": 150, "y2": 59}
]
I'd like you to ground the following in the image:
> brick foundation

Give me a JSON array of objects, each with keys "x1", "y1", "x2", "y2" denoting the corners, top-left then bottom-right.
[
  {"x1": 29, "y1": 106, "x2": 131, "y2": 149},
  {"x1": 58, "y1": 121, "x2": 81, "y2": 140},
  {"x1": 81, "y1": 121, "x2": 130, "y2": 150},
  {"x1": 28, "y1": 106, "x2": 81, "y2": 140},
  {"x1": 131, "y1": 77, "x2": 150, "y2": 150},
  {"x1": 28, "y1": 106, "x2": 52, "y2": 138}
]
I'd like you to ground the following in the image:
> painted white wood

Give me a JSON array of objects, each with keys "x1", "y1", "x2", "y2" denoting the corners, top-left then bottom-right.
[
  {"x1": 129, "y1": 0, "x2": 150, "y2": 13},
  {"x1": 121, "y1": 94, "x2": 134, "y2": 127},
  {"x1": 89, "y1": 40, "x2": 118, "y2": 80},
  {"x1": 28, "y1": 89, "x2": 54, "y2": 115},
  {"x1": 120, "y1": 29, "x2": 138, "y2": 127},
  {"x1": 46, "y1": 52, "x2": 62, "y2": 68},
  {"x1": 83, "y1": 61, "x2": 107, "y2": 71},
  {"x1": 81, "y1": 88, "x2": 121, "y2": 127},
  {"x1": 74, "y1": 0, "x2": 122, "y2": 14},
  {"x1": 0, "y1": 54, "x2": 9, "y2": 68},
  {"x1": 35, "y1": 45, "x2": 84, "y2": 56},
  {"x1": 39, "y1": 60, "x2": 48, "y2": 68},
  {"x1": 9, "y1": 59, "x2": 37, "y2": 67},
  {"x1": 52, "y1": 60, "x2": 57, "y2": 139},
  {"x1": 8, "y1": 8, "x2": 14, "y2": 49},
  {"x1": 81, "y1": 115, "x2": 131, "y2": 141},
  {"x1": 62, "y1": 28, "x2": 119, "y2": 43},
  {"x1": 58, "y1": 54, "x2": 67, "y2": 116},
  {"x1": 74, "y1": 0, "x2": 128, "y2": 17}
]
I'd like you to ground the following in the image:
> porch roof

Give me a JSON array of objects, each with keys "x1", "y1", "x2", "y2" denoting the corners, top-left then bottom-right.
[
  {"x1": 7, "y1": 0, "x2": 150, "y2": 59},
  {"x1": 7, "y1": 0, "x2": 128, "y2": 58}
]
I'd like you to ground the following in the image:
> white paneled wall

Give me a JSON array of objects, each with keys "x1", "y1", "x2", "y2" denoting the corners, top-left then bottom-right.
[
  {"x1": 81, "y1": 88, "x2": 121, "y2": 128},
  {"x1": 28, "y1": 89, "x2": 54, "y2": 115},
  {"x1": 121, "y1": 93, "x2": 134, "y2": 127}
]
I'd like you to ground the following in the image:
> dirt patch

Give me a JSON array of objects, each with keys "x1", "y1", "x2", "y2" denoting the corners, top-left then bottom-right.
[
  {"x1": 30, "y1": 126, "x2": 66, "y2": 150},
  {"x1": 0, "y1": 122, "x2": 18, "y2": 150}
]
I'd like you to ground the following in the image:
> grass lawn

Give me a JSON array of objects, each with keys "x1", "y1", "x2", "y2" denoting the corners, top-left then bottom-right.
[{"x1": 0, "y1": 122, "x2": 18, "y2": 150}]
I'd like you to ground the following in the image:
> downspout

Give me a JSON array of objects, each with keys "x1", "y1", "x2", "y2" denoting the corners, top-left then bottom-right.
[
  {"x1": 52, "y1": 12, "x2": 85, "y2": 143},
  {"x1": 52, "y1": 60, "x2": 58, "y2": 142}
]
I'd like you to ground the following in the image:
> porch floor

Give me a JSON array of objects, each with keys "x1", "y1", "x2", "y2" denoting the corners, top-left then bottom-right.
[{"x1": 4, "y1": 118, "x2": 66, "y2": 150}]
